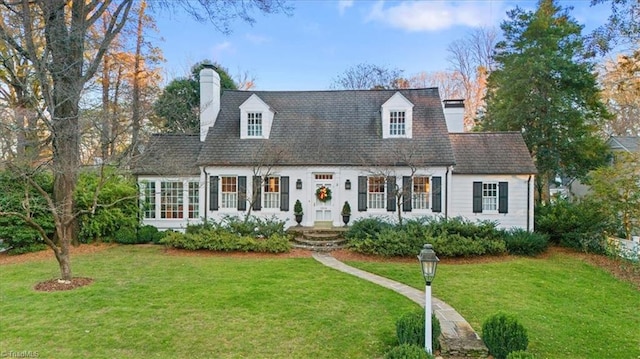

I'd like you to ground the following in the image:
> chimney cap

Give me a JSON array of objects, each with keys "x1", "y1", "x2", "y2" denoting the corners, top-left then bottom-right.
[
  {"x1": 201, "y1": 63, "x2": 218, "y2": 70},
  {"x1": 443, "y1": 99, "x2": 465, "y2": 108}
]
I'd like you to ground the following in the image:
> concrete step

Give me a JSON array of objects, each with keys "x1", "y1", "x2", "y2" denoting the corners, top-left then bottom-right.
[
  {"x1": 293, "y1": 236, "x2": 347, "y2": 246},
  {"x1": 291, "y1": 242, "x2": 347, "y2": 252}
]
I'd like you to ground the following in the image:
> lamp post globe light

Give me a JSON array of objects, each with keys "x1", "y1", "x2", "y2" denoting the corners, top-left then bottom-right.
[{"x1": 418, "y1": 244, "x2": 439, "y2": 354}]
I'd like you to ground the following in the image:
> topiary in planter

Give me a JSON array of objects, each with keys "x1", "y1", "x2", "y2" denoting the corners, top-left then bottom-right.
[{"x1": 482, "y1": 312, "x2": 528, "y2": 359}]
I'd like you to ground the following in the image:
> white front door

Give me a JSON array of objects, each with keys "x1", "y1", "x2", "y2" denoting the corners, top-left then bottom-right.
[{"x1": 314, "y1": 174, "x2": 334, "y2": 223}]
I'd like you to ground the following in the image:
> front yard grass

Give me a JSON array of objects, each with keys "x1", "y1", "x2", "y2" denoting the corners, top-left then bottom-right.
[
  {"x1": 345, "y1": 251, "x2": 640, "y2": 359},
  {"x1": 0, "y1": 246, "x2": 417, "y2": 359}
]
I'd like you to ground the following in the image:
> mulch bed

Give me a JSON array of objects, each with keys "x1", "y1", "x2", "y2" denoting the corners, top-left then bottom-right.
[{"x1": 34, "y1": 277, "x2": 94, "y2": 292}]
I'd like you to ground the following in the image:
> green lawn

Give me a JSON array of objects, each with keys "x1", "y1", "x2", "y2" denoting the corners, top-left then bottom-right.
[
  {"x1": 346, "y1": 253, "x2": 640, "y2": 359},
  {"x1": 0, "y1": 246, "x2": 417, "y2": 359}
]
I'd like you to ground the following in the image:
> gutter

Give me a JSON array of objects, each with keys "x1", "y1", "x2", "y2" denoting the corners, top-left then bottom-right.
[
  {"x1": 203, "y1": 168, "x2": 209, "y2": 222},
  {"x1": 445, "y1": 166, "x2": 450, "y2": 219},
  {"x1": 527, "y1": 175, "x2": 532, "y2": 232}
]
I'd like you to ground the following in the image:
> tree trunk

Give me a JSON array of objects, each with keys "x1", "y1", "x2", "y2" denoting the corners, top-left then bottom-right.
[{"x1": 130, "y1": 0, "x2": 146, "y2": 157}]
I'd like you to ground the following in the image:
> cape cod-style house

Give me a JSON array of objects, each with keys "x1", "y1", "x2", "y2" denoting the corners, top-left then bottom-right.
[{"x1": 133, "y1": 66, "x2": 537, "y2": 231}]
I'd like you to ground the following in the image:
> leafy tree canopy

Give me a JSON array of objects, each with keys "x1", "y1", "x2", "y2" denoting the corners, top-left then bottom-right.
[
  {"x1": 153, "y1": 60, "x2": 237, "y2": 133},
  {"x1": 481, "y1": 0, "x2": 610, "y2": 202}
]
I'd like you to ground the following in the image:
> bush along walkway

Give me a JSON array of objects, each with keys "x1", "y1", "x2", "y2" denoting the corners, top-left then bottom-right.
[{"x1": 311, "y1": 252, "x2": 488, "y2": 358}]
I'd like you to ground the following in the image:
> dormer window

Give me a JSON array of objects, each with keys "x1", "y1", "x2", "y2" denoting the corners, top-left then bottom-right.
[
  {"x1": 240, "y1": 94, "x2": 275, "y2": 139},
  {"x1": 381, "y1": 92, "x2": 414, "y2": 139},
  {"x1": 389, "y1": 111, "x2": 406, "y2": 136},
  {"x1": 247, "y1": 112, "x2": 263, "y2": 137}
]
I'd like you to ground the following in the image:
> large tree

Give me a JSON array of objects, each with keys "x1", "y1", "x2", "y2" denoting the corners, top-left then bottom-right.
[
  {"x1": 332, "y1": 63, "x2": 405, "y2": 90},
  {"x1": 481, "y1": 0, "x2": 610, "y2": 203},
  {"x1": 153, "y1": 60, "x2": 237, "y2": 133},
  {"x1": 0, "y1": 0, "x2": 289, "y2": 281}
]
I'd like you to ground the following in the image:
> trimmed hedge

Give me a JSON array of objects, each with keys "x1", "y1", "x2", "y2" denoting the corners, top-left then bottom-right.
[{"x1": 161, "y1": 229, "x2": 291, "y2": 253}]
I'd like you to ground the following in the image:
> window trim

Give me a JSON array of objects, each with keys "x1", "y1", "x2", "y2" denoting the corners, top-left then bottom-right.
[
  {"x1": 367, "y1": 176, "x2": 386, "y2": 210},
  {"x1": 247, "y1": 112, "x2": 263, "y2": 137},
  {"x1": 389, "y1": 110, "x2": 406, "y2": 137}
]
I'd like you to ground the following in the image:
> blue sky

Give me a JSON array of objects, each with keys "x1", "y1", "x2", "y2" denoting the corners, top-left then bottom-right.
[{"x1": 154, "y1": 1, "x2": 611, "y2": 91}]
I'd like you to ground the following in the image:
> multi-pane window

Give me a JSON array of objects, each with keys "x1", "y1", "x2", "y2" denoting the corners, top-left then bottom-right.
[
  {"x1": 188, "y1": 182, "x2": 199, "y2": 219},
  {"x1": 412, "y1": 176, "x2": 430, "y2": 210},
  {"x1": 141, "y1": 181, "x2": 156, "y2": 219},
  {"x1": 389, "y1": 111, "x2": 406, "y2": 136},
  {"x1": 482, "y1": 182, "x2": 498, "y2": 211},
  {"x1": 263, "y1": 176, "x2": 280, "y2": 209},
  {"x1": 247, "y1": 112, "x2": 263, "y2": 137},
  {"x1": 221, "y1": 176, "x2": 237, "y2": 209},
  {"x1": 368, "y1": 176, "x2": 385, "y2": 209},
  {"x1": 161, "y1": 181, "x2": 183, "y2": 219}
]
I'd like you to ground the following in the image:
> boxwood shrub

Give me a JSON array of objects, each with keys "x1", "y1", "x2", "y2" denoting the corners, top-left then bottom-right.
[
  {"x1": 503, "y1": 229, "x2": 548, "y2": 256},
  {"x1": 396, "y1": 309, "x2": 441, "y2": 352},
  {"x1": 161, "y1": 229, "x2": 291, "y2": 253}
]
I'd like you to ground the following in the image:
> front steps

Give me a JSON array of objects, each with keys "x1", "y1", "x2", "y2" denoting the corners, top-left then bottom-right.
[{"x1": 287, "y1": 227, "x2": 348, "y2": 251}]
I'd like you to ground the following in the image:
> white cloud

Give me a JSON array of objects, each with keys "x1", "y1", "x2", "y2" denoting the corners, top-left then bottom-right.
[
  {"x1": 338, "y1": 0, "x2": 354, "y2": 15},
  {"x1": 245, "y1": 33, "x2": 270, "y2": 44},
  {"x1": 366, "y1": 1, "x2": 505, "y2": 32},
  {"x1": 210, "y1": 41, "x2": 234, "y2": 59}
]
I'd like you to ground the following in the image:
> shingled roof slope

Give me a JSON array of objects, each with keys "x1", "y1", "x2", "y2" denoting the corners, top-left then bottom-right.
[
  {"x1": 608, "y1": 136, "x2": 640, "y2": 153},
  {"x1": 132, "y1": 134, "x2": 201, "y2": 175},
  {"x1": 197, "y1": 89, "x2": 456, "y2": 167},
  {"x1": 450, "y1": 132, "x2": 537, "y2": 174}
]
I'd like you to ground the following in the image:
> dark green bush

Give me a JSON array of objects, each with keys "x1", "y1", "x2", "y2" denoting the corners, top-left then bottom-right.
[
  {"x1": 506, "y1": 350, "x2": 537, "y2": 359},
  {"x1": 396, "y1": 310, "x2": 441, "y2": 352},
  {"x1": 503, "y1": 229, "x2": 549, "y2": 256},
  {"x1": 0, "y1": 170, "x2": 54, "y2": 254},
  {"x1": 535, "y1": 199, "x2": 614, "y2": 254},
  {"x1": 349, "y1": 227, "x2": 424, "y2": 257},
  {"x1": 344, "y1": 217, "x2": 394, "y2": 240},
  {"x1": 138, "y1": 225, "x2": 165, "y2": 244},
  {"x1": 431, "y1": 233, "x2": 506, "y2": 257},
  {"x1": 384, "y1": 344, "x2": 433, "y2": 359},
  {"x1": 482, "y1": 312, "x2": 528, "y2": 359},
  {"x1": 221, "y1": 215, "x2": 287, "y2": 238},
  {"x1": 75, "y1": 169, "x2": 138, "y2": 243},
  {"x1": 113, "y1": 226, "x2": 142, "y2": 244},
  {"x1": 161, "y1": 229, "x2": 291, "y2": 253}
]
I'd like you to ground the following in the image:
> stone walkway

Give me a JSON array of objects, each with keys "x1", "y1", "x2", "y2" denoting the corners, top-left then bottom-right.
[{"x1": 311, "y1": 252, "x2": 488, "y2": 358}]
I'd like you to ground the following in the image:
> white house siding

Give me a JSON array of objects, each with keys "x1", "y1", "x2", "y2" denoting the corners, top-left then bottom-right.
[
  {"x1": 138, "y1": 176, "x2": 203, "y2": 231},
  {"x1": 202, "y1": 165, "x2": 450, "y2": 228},
  {"x1": 449, "y1": 174, "x2": 534, "y2": 231}
]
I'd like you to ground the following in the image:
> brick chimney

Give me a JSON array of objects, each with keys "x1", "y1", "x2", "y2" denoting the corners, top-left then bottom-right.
[
  {"x1": 199, "y1": 65, "x2": 220, "y2": 141},
  {"x1": 443, "y1": 99, "x2": 465, "y2": 133}
]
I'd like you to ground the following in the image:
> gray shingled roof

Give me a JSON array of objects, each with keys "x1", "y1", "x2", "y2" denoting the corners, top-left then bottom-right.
[
  {"x1": 197, "y1": 89, "x2": 456, "y2": 167},
  {"x1": 608, "y1": 136, "x2": 640, "y2": 153},
  {"x1": 449, "y1": 132, "x2": 537, "y2": 174},
  {"x1": 132, "y1": 134, "x2": 201, "y2": 175}
]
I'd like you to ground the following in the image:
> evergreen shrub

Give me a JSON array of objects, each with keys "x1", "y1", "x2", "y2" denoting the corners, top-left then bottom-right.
[
  {"x1": 384, "y1": 344, "x2": 433, "y2": 359},
  {"x1": 482, "y1": 312, "x2": 528, "y2": 359},
  {"x1": 396, "y1": 310, "x2": 441, "y2": 352}
]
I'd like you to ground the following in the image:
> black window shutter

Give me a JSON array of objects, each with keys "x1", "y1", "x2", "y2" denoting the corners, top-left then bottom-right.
[
  {"x1": 472, "y1": 181, "x2": 483, "y2": 213},
  {"x1": 280, "y1": 176, "x2": 289, "y2": 211},
  {"x1": 252, "y1": 176, "x2": 262, "y2": 211},
  {"x1": 210, "y1": 176, "x2": 219, "y2": 211},
  {"x1": 432, "y1": 176, "x2": 442, "y2": 213},
  {"x1": 386, "y1": 176, "x2": 396, "y2": 212},
  {"x1": 358, "y1": 176, "x2": 367, "y2": 211},
  {"x1": 498, "y1": 182, "x2": 508, "y2": 213},
  {"x1": 237, "y1": 176, "x2": 247, "y2": 211},
  {"x1": 402, "y1": 176, "x2": 412, "y2": 212}
]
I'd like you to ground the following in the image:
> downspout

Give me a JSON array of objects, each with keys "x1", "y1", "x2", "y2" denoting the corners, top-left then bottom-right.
[
  {"x1": 527, "y1": 175, "x2": 532, "y2": 232},
  {"x1": 203, "y1": 168, "x2": 209, "y2": 222},
  {"x1": 445, "y1": 166, "x2": 450, "y2": 219}
]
